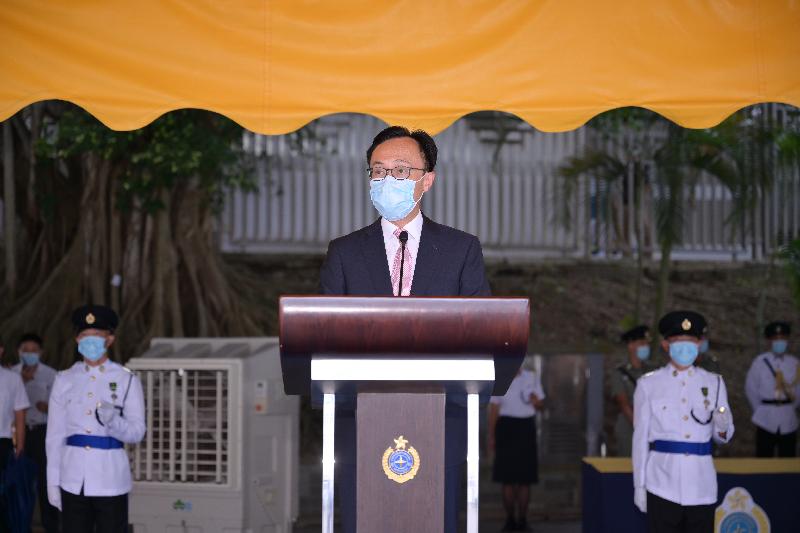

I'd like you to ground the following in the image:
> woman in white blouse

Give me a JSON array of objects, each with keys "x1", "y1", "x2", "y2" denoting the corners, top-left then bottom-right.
[{"x1": 488, "y1": 366, "x2": 546, "y2": 532}]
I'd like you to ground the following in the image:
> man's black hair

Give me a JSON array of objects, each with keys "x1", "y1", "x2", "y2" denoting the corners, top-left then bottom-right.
[
  {"x1": 18, "y1": 332, "x2": 43, "y2": 348},
  {"x1": 366, "y1": 126, "x2": 438, "y2": 172}
]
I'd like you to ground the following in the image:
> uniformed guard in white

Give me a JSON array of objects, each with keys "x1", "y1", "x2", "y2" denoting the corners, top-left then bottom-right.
[
  {"x1": 46, "y1": 305, "x2": 145, "y2": 533},
  {"x1": 12, "y1": 332, "x2": 60, "y2": 532},
  {"x1": 0, "y1": 361, "x2": 30, "y2": 530},
  {"x1": 632, "y1": 311, "x2": 733, "y2": 533},
  {"x1": 488, "y1": 366, "x2": 546, "y2": 532},
  {"x1": 745, "y1": 321, "x2": 798, "y2": 457}
]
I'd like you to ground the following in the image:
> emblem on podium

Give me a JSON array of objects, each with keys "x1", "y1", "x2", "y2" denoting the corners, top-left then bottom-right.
[
  {"x1": 715, "y1": 487, "x2": 770, "y2": 533},
  {"x1": 382, "y1": 435, "x2": 420, "y2": 484}
]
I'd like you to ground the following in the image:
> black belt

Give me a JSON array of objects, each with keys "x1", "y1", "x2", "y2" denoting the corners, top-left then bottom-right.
[{"x1": 762, "y1": 399, "x2": 793, "y2": 405}]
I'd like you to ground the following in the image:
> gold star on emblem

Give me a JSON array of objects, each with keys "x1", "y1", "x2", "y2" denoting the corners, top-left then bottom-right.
[
  {"x1": 729, "y1": 489, "x2": 748, "y2": 510},
  {"x1": 394, "y1": 436, "x2": 408, "y2": 450},
  {"x1": 681, "y1": 319, "x2": 691, "y2": 331},
  {"x1": 86, "y1": 313, "x2": 96, "y2": 325}
]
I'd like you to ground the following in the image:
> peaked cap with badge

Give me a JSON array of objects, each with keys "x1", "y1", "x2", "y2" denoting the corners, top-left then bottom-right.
[
  {"x1": 71, "y1": 304, "x2": 119, "y2": 333},
  {"x1": 658, "y1": 310, "x2": 707, "y2": 339},
  {"x1": 764, "y1": 321, "x2": 791, "y2": 338},
  {"x1": 621, "y1": 325, "x2": 650, "y2": 343}
]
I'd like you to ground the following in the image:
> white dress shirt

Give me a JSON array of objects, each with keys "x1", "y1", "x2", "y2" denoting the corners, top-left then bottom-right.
[
  {"x1": 12, "y1": 362, "x2": 57, "y2": 427},
  {"x1": 0, "y1": 367, "x2": 30, "y2": 438},
  {"x1": 46, "y1": 360, "x2": 146, "y2": 496},
  {"x1": 490, "y1": 369, "x2": 545, "y2": 418},
  {"x1": 381, "y1": 212, "x2": 423, "y2": 296},
  {"x1": 745, "y1": 351, "x2": 799, "y2": 434},
  {"x1": 632, "y1": 364, "x2": 733, "y2": 506}
]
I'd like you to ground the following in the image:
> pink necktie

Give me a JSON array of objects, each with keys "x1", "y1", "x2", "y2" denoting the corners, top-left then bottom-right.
[{"x1": 391, "y1": 228, "x2": 413, "y2": 296}]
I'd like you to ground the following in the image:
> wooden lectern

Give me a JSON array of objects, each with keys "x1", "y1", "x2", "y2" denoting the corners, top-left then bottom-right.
[{"x1": 279, "y1": 296, "x2": 530, "y2": 533}]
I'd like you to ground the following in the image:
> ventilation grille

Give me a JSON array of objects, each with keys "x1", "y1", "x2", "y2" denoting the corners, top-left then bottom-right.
[{"x1": 132, "y1": 368, "x2": 230, "y2": 484}]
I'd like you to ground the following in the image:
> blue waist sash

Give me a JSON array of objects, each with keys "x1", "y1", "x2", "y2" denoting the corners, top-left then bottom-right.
[
  {"x1": 649, "y1": 439, "x2": 712, "y2": 455},
  {"x1": 66, "y1": 435, "x2": 124, "y2": 449}
]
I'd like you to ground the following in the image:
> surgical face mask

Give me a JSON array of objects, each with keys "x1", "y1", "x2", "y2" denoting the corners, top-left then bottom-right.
[
  {"x1": 699, "y1": 339, "x2": 709, "y2": 354},
  {"x1": 635, "y1": 345, "x2": 650, "y2": 361},
  {"x1": 20, "y1": 352, "x2": 40, "y2": 366},
  {"x1": 369, "y1": 176, "x2": 422, "y2": 221},
  {"x1": 771, "y1": 339, "x2": 788, "y2": 355},
  {"x1": 78, "y1": 336, "x2": 107, "y2": 362},
  {"x1": 669, "y1": 341, "x2": 699, "y2": 367}
]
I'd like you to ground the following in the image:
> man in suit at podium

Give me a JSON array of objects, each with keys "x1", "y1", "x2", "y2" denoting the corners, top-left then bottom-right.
[{"x1": 320, "y1": 125, "x2": 491, "y2": 533}]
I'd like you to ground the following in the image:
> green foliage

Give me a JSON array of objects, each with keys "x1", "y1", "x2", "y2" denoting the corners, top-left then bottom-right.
[
  {"x1": 586, "y1": 107, "x2": 662, "y2": 138},
  {"x1": 37, "y1": 106, "x2": 254, "y2": 213},
  {"x1": 684, "y1": 109, "x2": 779, "y2": 231},
  {"x1": 652, "y1": 124, "x2": 695, "y2": 249}
]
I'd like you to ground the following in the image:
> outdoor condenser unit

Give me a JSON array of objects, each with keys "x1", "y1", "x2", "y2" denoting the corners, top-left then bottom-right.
[{"x1": 126, "y1": 337, "x2": 300, "y2": 533}]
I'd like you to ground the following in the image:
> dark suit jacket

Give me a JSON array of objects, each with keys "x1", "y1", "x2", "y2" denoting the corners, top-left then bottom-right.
[
  {"x1": 320, "y1": 215, "x2": 490, "y2": 297},
  {"x1": 319, "y1": 214, "x2": 491, "y2": 466}
]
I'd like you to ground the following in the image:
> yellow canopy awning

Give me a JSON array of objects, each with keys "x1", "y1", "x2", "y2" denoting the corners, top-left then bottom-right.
[{"x1": 1, "y1": 0, "x2": 798, "y2": 134}]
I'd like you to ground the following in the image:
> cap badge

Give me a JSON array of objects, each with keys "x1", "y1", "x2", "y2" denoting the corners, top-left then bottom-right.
[
  {"x1": 86, "y1": 313, "x2": 96, "y2": 325},
  {"x1": 681, "y1": 319, "x2": 691, "y2": 331},
  {"x1": 776, "y1": 325, "x2": 782, "y2": 333}
]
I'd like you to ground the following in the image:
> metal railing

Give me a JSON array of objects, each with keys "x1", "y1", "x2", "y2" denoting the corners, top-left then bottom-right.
[{"x1": 220, "y1": 113, "x2": 799, "y2": 261}]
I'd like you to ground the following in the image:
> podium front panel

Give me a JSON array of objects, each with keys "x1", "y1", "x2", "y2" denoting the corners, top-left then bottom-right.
[{"x1": 357, "y1": 392, "x2": 445, "y2": 533}]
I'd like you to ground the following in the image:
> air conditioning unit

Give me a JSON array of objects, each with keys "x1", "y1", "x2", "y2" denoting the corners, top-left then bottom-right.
[{"x1": 126, "y1": 337, "x2": 299, "y2": 533}]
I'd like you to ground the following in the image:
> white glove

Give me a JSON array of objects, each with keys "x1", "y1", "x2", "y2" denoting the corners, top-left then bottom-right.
[
  {"x1": 713, "y1": 407, "x2": 732, "y2": 435},
  {"x1": 97, "y1": 401, "x2": 118, "y2": 425},
  {"x1": 47, "y1": 485, "x2": 62, "y2": 511},
  {"x1": 634, "y1": 487, "x2": 647, "y2": 513}
]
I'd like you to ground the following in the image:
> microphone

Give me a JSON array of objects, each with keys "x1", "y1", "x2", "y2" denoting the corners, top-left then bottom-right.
[{"x1": 398, "y1": 230, "x2": 408, "y2": 296}]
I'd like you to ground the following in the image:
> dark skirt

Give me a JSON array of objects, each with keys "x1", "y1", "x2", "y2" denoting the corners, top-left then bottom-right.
[{"x1": 492, "y1": 415, "x2": 538, "y2": 484}]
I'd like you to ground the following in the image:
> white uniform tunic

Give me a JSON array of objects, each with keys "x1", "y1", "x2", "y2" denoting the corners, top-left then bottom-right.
[
  {"x1": 745, "y1": 352, "x2": 799, "y2": 434},
  {"x1": 490, "y1": 369, "x2": 545, "y2": 418},
  {"x1": 12, "y1": 362, "x2": 57, "y2": 427},
  {"x1": 632, "y1": 364, "x2": 733, "y2": 506},
  {"x1": 46, "y1": 360, "x2": 145, "y2": 496},
  {"x1": 0, "y1": 367, "x2": 30, "y2": 438}
]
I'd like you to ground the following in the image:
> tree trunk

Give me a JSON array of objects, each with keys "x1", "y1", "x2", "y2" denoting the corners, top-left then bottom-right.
[
  {"x1": 754, "y1": 256, "x2": 775, "y2": 354},
  {"x1": 632, "y1": 162, "x2": 644, "y2": 322},
  {"x1": 3, "y1": 121, "x2": 16, "y2": 297},
  {"x1": 150, "y1": 187, "x2": 168, "y2": 338},
  {"x1": 653, "y1": 240, "x2": 672, "y2": 342},
  {"x1": 109, "y1": 176, "x2": 122, "y2": 312}
]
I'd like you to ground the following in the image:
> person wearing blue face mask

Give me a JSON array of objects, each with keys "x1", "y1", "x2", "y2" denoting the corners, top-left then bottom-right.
[
  {"x1": 745, "y1": 321, "x2": 798, "y2": 457},
  {"x1": 11, "y1": 332, "x2": 60, "y2": 533},
  {"x1": 695, "y1": 335, "x2": 720, "y2": 374},
  {"x1": 611, "y1": 325, "x2": 654, "y2": 456},
  {"x1": 632, "y1": 311, "x2": 733, "y2": 533},
  {"x1": 319, "y1": 126, "x2": 490, "y2": 533},
  {"x1": 45, "y1": 305, "x2": 145, "y2": 533}
]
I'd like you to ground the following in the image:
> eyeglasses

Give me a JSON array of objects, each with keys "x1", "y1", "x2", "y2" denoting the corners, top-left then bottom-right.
[{"x1": 366, "y1": 165, "x2": 427, "y2": 181}]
